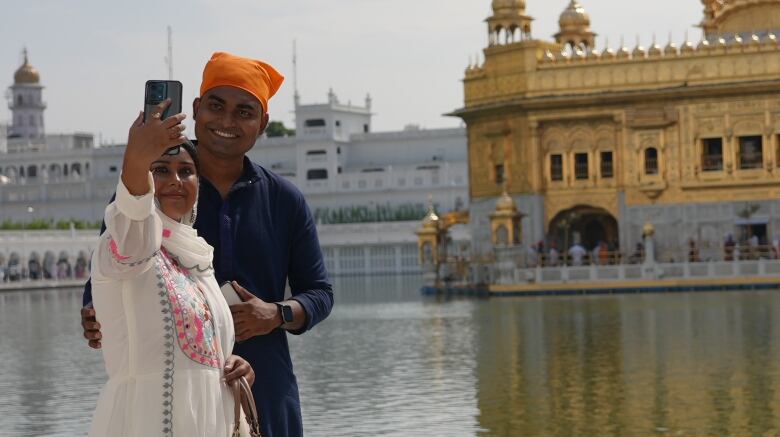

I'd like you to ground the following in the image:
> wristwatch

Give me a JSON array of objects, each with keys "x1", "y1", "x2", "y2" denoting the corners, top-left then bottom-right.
[{"x1": 275, "y1": 302, "x2": 294, "y2": 328}]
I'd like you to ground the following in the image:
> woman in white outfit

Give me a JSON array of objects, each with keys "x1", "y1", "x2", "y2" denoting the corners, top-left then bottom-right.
[{"x1": 89, "y1": 99, "x2": 253, "y2": 436}]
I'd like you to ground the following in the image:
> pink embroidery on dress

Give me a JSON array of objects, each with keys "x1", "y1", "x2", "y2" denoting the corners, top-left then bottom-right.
[
  {"x1": 108, "y1": 238, "x2": 131, "y2": 261},
  {"x1": 162, "y1": 228, "x2": 172, "y2": 238},
  {"x1": 158, "y1": 250, "x2": 222, "y2": 369}
]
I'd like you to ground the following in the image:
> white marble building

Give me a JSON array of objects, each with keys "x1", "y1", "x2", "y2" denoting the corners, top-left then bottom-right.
[{"x1": 0, "y1": 55, "x2": 469, "y2": 276}]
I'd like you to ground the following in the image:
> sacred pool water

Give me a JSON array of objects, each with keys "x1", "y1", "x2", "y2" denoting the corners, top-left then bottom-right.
[{"x1": 2, "y1": 276, "x2": 780, "y2": 436}]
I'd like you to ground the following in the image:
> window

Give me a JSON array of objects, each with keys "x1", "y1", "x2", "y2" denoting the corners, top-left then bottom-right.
[
  {"x1": 306, "y1": 150, "x2": 326, "y2": 156},
  {"x1": 109, "y1": 166, "x2": 118, "y2": 173},
  {"x1": 304, "y1": 119, "x2": 326, "y2": 127},
  {"x1": 600, "y1": 152, "x2": 613, "y2": 178},
  {"x1": 306, "y1": 169, "x2": 328, "y2": 180},
  {"x1": 27, "y1": 165, "x2": 37, "y2": 178},
  {"x1": 335, "y1": 120, "x2": 341, "y2": 127},
  {"x1": 358, "y1": 180, "x2": 367, "y2": 188},
  {"x1": 375, "y1": 179, "x2": 383, "y2": 188},
  {"x1": 416, "y1": 165, "x2": 440, "y2": 170},
  {"x1": 362, "y1": 168, "x2": 385, "y2": 173},
  {"x1": 575, "y1": 153, "x2": 589, "y2": 180},
  {"x1": 342, "y1": 181, "x2": 350, "y2": 189},
  {"x1": 414, "y1": 177, "x2": 423, "y2": 186},
  {"x1": 644, "y1": 148, "x2": 658, "y2": 175},
  {"x1": 702, "y1": 138, "x2": 723, "y2": 171},
  {"x1": 398, "y1": 178, "x2": 406, "y2": 187},
  {"x1": 550, "y1": 154, "x2": 563, "y2": 181},
  {"x1": 363, "y1": 124, "x2": 369, "y2": 133},
  {"x1": 738, "y1": 136, "x2": 763, "y2": 169},
  {"x1": 495, "y1": 164, "x2": 505, "y2": 184}
]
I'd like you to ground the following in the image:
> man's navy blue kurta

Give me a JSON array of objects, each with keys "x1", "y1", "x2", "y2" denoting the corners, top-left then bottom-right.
[
  {"x1": 198, "y1": 157, "x2": 333, "y2": 436},
  {"x1": 84, "y1": 156, "x2": 334, "y2": 437}
]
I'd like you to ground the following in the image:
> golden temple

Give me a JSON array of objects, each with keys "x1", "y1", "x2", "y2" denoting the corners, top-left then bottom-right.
[{"x1": 451, "y1": 0, "x2": 780, "y2": 260}]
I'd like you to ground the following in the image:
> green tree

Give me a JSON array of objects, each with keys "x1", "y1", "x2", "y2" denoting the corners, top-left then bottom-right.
[{"x1": 265, "y1": 121, "x2": 295, "y2": 138}]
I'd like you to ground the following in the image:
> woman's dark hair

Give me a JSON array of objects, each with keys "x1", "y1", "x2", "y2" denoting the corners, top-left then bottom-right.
[{"x1": 163, "y1": 141, "x2": 200, "y2": 174}]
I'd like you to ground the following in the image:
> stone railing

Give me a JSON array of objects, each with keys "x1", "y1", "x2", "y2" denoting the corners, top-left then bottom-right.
[
  {"x1": 506, "y1": 259, "x2": 780, "y2": 285},
  {"x1": 537, "y1": 33, "x2": 780, "y2": 67}
]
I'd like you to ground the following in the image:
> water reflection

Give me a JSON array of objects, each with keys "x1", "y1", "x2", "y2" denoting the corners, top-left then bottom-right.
[
  {"x1": 0, "y1": 288, "x2": 105, "y2": 436},
  {"x1": 474, "y1": 293, "x2": 780, "y2": 435},
  {"x1": 2, "y1": 282, "x2": 780, "y2": 436},
  {"x1": 290, "y1": 275, "x2": 482, "y2": 436}
]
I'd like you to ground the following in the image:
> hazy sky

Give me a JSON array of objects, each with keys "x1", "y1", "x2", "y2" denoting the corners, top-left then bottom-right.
[{"x1": 1, "y1": 0, "x2": 704, "y2": 144}]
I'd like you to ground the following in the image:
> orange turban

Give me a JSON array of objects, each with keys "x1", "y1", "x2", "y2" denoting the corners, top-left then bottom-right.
[{"x1": 200, "y1": 52, "x2": 284, "y2": 114}]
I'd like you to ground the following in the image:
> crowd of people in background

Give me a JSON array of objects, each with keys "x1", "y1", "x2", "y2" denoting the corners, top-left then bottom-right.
[
  {"x1": 521, "y1": 233, "x2": 780, "y2": 268},
  {"x1": 0, "y1": 252, "x2": 88, "y2": 282}
]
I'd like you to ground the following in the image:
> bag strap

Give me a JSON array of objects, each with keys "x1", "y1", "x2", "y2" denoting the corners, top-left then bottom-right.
[
  {"x1": 238, "y1": 376, "x2": 262, "y2": 436},
  {"x1": 231, "y1": 380, "x2": 242, "y2": 437},
  {"x1": 230, "y1": 377, "x2": 262, "y2": 437}
]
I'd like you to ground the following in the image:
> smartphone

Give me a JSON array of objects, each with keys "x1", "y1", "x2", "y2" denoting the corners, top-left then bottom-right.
[
  {"x1": 144, "y1": 80, "x2": 183, "y2": 122},
  {"x1": 220, "y1": 281, "x2": 243, "y2": 306}
]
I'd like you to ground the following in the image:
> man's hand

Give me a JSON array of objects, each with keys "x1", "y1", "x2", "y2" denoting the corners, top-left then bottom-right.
[
  {"x1": 81, "y1": 305, "x2": 102, "y2": 349},
  {"x1": 229, "y1": 281, "x2": 282, "y2": 342}
]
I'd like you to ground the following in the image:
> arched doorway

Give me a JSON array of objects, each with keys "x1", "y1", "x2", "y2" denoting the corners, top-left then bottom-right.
[{"x1": 549, "y1": 205, "x2": 619, "y2": 251}]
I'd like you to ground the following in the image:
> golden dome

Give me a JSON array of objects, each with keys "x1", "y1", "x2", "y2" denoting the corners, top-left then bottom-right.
[
  {"x1": 648, "y1": 41, "x2": 663, "y2": 57},
  {"x1": 642, "y1": 221, "x2": 655, "y2": 237},
  {"x1": 421, "y1": 201, "x2": 440, "y2": 230},
  {"x1": 492, "y1": 0, "x2": 525, "y2": 14},
  {"x1": 617, "y1": 40, "x2": 631, "y2": 59},
  {"x1": 14, "y1": 50, "x2": 40, "y2": 84},
  {"x1": 496, "y1": 190, "x2": 517, "y2": 212},
  {"x1": 559, "y1": 1, "x2": 590, "y2": 29},
  {"x1": 632, "y1": 39, "x2": 647, "y2": 58},
  {"x1": 664, "y1": 40, "x2": 678, "y2": 56},
  {"x1": 702, "y1": 0, "x2": 780, "y2": 37},
  {"x1": 681, "y1": 39, "x2": 696, "y2": 54}
]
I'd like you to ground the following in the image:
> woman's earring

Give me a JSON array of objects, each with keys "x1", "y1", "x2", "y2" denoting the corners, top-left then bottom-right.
[{"x1": 189, "y1": 200, "x2": 198, "y2": 226}]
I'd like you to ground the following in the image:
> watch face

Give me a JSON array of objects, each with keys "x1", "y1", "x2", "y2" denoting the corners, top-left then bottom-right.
[{"x1": 281, "y1": 305, "x2": 294, "y2": 323}]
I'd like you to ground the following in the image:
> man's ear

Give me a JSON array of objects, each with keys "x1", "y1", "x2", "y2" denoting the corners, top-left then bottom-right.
[
  {"x1": 192, "y1": 98, "x2": 200, "y2": 118},
  {"x1": 257, "y1": 112, "x2": 270, "y2": 139}
]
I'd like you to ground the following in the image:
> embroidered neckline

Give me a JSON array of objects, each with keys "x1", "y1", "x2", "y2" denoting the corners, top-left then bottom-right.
[{"x1": 159, "y1": 250, "x2": 222, "y2": 369}]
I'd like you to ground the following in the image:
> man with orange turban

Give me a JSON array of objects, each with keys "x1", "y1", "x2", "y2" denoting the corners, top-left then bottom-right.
[{"x1": 83, "y1": 52, "x2": 334, "y2": 437}]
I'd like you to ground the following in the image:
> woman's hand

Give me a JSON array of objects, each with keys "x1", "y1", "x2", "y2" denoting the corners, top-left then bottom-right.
[
  {"x1": 224, "y1": 354, "x2": 255, "y2": 387},
  {"x1": 122, "y1": 99, "x2": 188, "y2": 195}
]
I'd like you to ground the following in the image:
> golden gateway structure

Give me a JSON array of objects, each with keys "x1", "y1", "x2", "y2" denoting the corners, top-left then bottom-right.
[{"x1": 451, "y1": 0, "x2": 780, "y2": 259}]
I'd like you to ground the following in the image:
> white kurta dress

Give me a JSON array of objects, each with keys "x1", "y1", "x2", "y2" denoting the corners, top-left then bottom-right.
[{"x1": 89, "y1": 174, "x2": 242, "y2": 437}]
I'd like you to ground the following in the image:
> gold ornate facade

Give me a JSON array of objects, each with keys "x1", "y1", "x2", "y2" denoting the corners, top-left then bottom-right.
[{"x1": 455, "y1": 0, "x2": 780, "y2": 255}]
